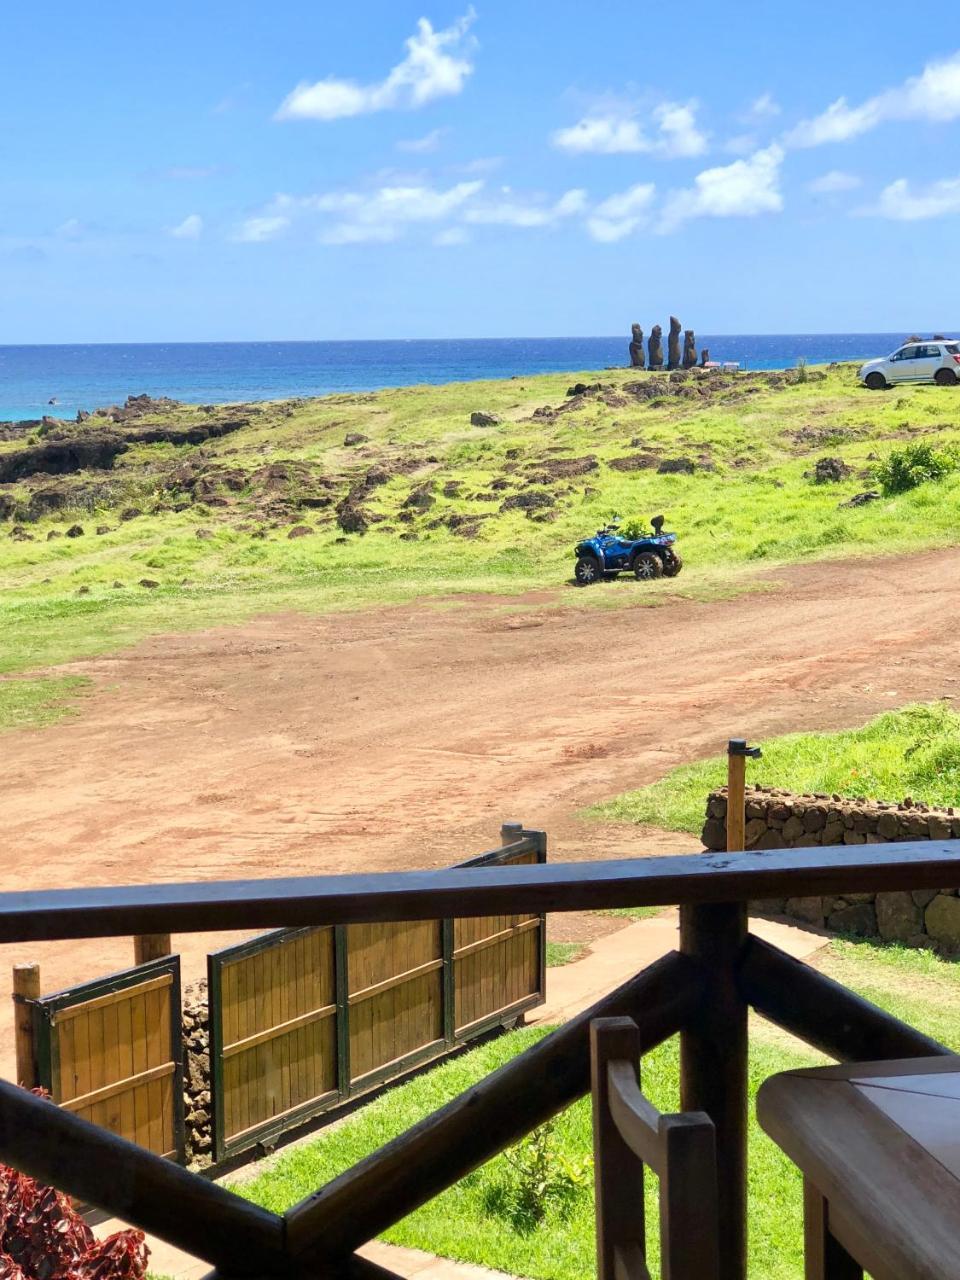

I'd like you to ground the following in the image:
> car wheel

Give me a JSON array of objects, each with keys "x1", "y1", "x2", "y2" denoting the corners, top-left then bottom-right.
[
  {"x1": 574, "y1": 555, "x2": 602, "y2": 585},
  {"x1": 662, "y1": 552, "x2": 683, "y2": 578},
  {"x1": 633, "y1": 552, "x2": 663, "y2": 582},
  {"x1": 864, "y1": 372, "x2": 887, "y2": 391},
  {"x1": 934, "y1": 368, "x2": 958, "y2": 387}
]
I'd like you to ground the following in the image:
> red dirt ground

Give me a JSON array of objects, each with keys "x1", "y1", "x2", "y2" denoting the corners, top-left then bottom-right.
[{"x1": 3, "y1": 547, "x2": 960, "y2": 1073}]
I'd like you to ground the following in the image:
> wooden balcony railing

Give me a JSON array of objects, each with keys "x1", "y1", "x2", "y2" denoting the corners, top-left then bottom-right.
[{"x1": 0, "y1": 831, "x2": 957, "y2": 1280}]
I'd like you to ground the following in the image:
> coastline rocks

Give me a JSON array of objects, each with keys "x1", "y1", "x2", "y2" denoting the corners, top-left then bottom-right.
[
  {"x1": 667, "y1": 317, "x2": 682, "y2": 371},
  {"x1": 648, "y1": 325, "x2": 664, "y2": 370},
  {"x1": 0, "y1": 431, "x2": 127, "y2": 483},
  {"x1": 629, "y1": 324, "x2": 645, "y2": 368}
]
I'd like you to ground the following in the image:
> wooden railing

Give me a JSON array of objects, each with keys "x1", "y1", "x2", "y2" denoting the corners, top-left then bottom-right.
[{"x1": 0, "y1": 832, "x2": 957, "y2": 1280}]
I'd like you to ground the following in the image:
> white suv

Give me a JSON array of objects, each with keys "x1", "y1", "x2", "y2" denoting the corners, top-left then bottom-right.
[{"x1": 859, "y1": 340, "x2": 960, "y2": 389}]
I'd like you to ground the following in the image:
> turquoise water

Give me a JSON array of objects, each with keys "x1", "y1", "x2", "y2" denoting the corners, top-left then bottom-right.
[{"x1": 0, "y1": 332, "x2": 941, "y2": 422}]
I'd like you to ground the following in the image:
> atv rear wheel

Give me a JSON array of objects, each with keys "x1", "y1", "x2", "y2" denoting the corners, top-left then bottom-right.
[
  {"x1": 574, "y1": 555, "x2": 602, "y2": 585},
  {"x1": 633, "y1": 552, "x2": 663, "y2": 582},
  {"x1": 662, "y1": 552, "x2": 683, "y2": 578}
]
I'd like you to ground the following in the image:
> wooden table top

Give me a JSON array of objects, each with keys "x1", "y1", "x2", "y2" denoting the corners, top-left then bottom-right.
[{"x1": 758, "y1": 1056, "x2": 960, "y2": 1280}]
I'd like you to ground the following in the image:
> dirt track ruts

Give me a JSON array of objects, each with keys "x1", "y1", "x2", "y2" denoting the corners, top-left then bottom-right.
[{"x1": 2, "y1": 547, "x2": 959, "y2": 1071}]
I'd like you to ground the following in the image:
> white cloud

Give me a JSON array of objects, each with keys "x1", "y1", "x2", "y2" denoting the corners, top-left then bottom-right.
[
  {"x1": 662, "y1": 144, "x2": 784, "y2": 230},
  {"x1": 747, "y1": 93, "x2": 780, "y2": 119},
  {"x1": 321, "y1": 223, "x2": 398, "y2": 245},
  {"x1": 396, "y1": 127, "x2": 448, "y2": 153},
  {"x1": 276, "y1": 10, "x2": 476, "y2": 121},
  {"x1": 552, "y1": 100, "x2": 707, "y2": 158},
  {"x1": 868, "y1": 174, "x2": 960, "y2": 220},
  {"x1": 232, "y1": 214, "x2": 291, "y2": 243},
  {"x1": 434, "y1": 227, "x2": 470, "y2": 245},
  {"x1": 586, "y1": 183, "x2": 656, "y2": 242},
  {"x1": 170, "y1": 213, "x2": 203, "y2": 239},
  {"x1": 464, "y1": 187, "x2": 587, "y2": 227},
  {"x1": 310, "y1": 179, "x2": 483, "y2": 225},
  {"x1": 808, "y1": 170, "x2": 862, "y2": 194},
  {"x1": 785, "y1": 50, "x2": 960, "y2": 147}
]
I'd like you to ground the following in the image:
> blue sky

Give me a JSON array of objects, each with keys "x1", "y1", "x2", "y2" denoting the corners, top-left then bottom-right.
[{"x1": 2, "y1": 0, "x2": 959, "y2": 342}]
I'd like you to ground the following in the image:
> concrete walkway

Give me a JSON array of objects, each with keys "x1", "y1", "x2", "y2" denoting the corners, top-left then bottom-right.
[{"x1": 98, "y1": 910, "x2": 829, "y2": 1280}]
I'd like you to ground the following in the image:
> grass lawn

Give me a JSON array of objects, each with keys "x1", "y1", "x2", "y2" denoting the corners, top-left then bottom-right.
[
  {"x1": 0, "y1": 675, "x2": 92, "y2": 733},
  {"x1": 546, "y1": 942, "x2": 586, "y2": 967},
  {"x1": 4, "y1": 364, "x2": 960, "y2": 692},
  {"x1": 591, "y1": 701, "x2": 960, "y2": 835},
  {"x1": 236, "y1": 936, "x2": 960, "y2": 1280}
]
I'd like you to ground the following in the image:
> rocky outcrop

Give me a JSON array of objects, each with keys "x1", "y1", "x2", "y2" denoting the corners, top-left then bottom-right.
[
  {"x1": 648, "y1": 325, "x2": 664, "y2": 370},
  {"x1": 629, "y1": 324, "x2": 645, "y2": 368},
  {"x1": 683, "y1": 330, "x2": 697, "y2": 369},
  {"x1": 812, "y1": 457, "x2": 851, "y2": 483},
  {"x1": 667, "y1": 317, "x2": 682, "y2": 371},
  {"x1": 470, "y1": 411, "x2": 502, "y2": 427},
  {"x1": 182, "y1": 983, "x2": 212, "y2": 1167},
  {"x1": 0, "y1": 431, "x2": 127, "y2": 482},
  {"x1": 702, "y1": 786, "x2": 960, "y2": 951}
]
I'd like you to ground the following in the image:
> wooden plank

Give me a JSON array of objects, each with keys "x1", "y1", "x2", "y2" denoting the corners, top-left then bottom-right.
[
  {"x1": 803, "y1": 1179, "x2": 863, "y2": 1280},
  {"x1": 51, "y1": 975, "x2": 173, "y2": 1023},
  {"x1": 285, "y1": 949, "x2": 701, "y2": 1263},
  {"x1": 61, "y1": 1061, "x2": 176, "y2": 1114},
  {"x1": 591, "y1": 1018, "x2": 646, "y2": 1280},
  {"x1": 659, "y1": 1113, "x2": 720, "y2": 1280},
  {"x1": 12, "y1": 842, "x2": 960, "y2": 941},
  {"x1": 349, "y1": 960, "x2": 443, "y2": 1007}
]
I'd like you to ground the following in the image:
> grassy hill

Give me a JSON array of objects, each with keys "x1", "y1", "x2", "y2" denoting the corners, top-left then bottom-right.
[{"x1": 2, "y1": 362, "x2": 959, "y2": 680}]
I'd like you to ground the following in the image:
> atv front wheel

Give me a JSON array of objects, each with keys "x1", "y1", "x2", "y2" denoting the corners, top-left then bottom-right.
[
  {"x1": 633, "y1": 552, "x2": 663, "y2": 581},
  {"x1": 574, "y1": 555, "x2": 602, "y2": 585},
  {"x1": 662, "y1": 552, "x2": 683, "y2": 578}
]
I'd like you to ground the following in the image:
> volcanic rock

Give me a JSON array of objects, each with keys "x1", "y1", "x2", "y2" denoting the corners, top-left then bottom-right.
[
  {"x1": 629, "y1": 324, "x2": 645, "y2": 368},
  {"x1": 470, "y1": 411, "x2": 502, "y2": 427},
  {"x1": 648, "y1": 325, "x2": 664, "y2": 370},
  {"x1": 667, "y1": 317, "x2": 682, "y2": 371}
]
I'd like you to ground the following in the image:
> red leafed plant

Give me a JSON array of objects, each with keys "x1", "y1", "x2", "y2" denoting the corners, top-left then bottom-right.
[{"x1": 0, "y1": 1095, "x2": 148, "y2": 1280}]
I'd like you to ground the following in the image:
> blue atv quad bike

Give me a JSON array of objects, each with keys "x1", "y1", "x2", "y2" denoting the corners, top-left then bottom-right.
[{"x1": 573, "y1": 515, "x2": 682, "y2": 586}]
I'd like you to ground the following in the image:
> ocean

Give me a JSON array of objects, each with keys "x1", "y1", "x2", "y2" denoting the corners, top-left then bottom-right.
[{"x1": 0, "y1": 333, "x2": 940, "y2": 423}]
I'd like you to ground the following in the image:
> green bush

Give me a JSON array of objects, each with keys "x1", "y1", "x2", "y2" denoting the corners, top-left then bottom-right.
[
  {"x1": 482, "y1": 1122, "x2": 592, "y2": 1233},
  {"x1": 873, "y1": 442, "x2": 960, "y2": 495}
]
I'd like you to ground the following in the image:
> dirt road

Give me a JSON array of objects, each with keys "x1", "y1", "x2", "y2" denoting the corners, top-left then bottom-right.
[{"x1": 3, "y1": 548, "x2": 959, "y2": 1048}]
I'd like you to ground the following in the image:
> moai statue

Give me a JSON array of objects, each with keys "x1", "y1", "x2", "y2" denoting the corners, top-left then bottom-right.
[
  {"x1": 648, "y1": 325, "x2": 664, "y2": 369},
  {"x1": 699, "y1": 348, "x2": 710, "y2": 367},
  {"x1": 682, "y1": 329, "x2": 697, "y2": 369},
  {"x1": 667, "y1": 316, "x2": 682, "y2": 370},
  {"x1": 629, "y1": 323, "x2": 645, "y2": 368}
]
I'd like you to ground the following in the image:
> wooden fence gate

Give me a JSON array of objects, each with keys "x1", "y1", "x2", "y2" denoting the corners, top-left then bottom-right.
[
  {"x1": 31, "y1": 955, "x2": 184, "y2": 1161},
  {"x1": 208, "y1": 831, "x2": 546, "y2": 1160}
]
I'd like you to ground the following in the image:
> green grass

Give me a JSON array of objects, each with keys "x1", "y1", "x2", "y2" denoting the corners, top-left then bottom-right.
[
  {"x1": 235, "y1": 937, "x2": 960, "y2": 1280},
  {"x1": 591, "y1": 701, "x2": 960, "y2": 835},
  {"x1": 546, "y1": 942, "x2": 586, "y2": 967},
  {"x1": 4, "y1": 363, "x2": 960, "y2": 677},
  {"x1": 0, "y1": 675, "x2": 92, "y2": 731},
  {"x1": 597, "y1": 905, "x2": 667, "y2": 921}
]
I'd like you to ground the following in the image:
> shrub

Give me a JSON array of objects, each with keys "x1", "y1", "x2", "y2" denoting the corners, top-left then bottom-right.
[
  {"x1": 482, "y1": 1123, "x2": 592, "y2": 1233},
  {"x1": 873, "y1": 442, "x2": 960, "y2": 495},
  {"x1": 795, "y1": 357, "x2": 808, "y2": 384},
  {"x1": 0, "y1": 1098, "x2": 148, "y2": 1280}
]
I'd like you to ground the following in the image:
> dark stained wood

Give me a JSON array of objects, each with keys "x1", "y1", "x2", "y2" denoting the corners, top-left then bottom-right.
[
  {"x1": 0, "y1": 1079, "x2": 286, "y2": 1275},
  {"x1": 659, "y1": 1112, "x2": 720, "y2": 1280},
  {"x1": 758, "y1": 1060, "x2": 960, "y2": 1280},
  {"x1": 680, "y1": 903, "x2": 747, "y2": 1280},
  {"x1": 739, "y1": 936, "x2": 950, "y2": 1061},
  {"x1": 284, "y1": 950, "x2": 702, "y2": 1263},
  {"x1": 803, "y1": 1179, "x2": 863, "y2": 1280},
  {"x1": 591, "y1": 1018, "x2": 647, "y2": 1280},
  {"x1": 6, "y1": 842, "x2": 960, "y2": 941}
]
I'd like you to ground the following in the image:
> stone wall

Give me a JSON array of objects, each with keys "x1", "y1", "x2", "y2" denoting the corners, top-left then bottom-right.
[
  {"x1": 701, "y1": 786, "x2": 960, "y2": 951},
  {"x1": 182, "y1": 982, "x2": 212, "y2": 1168}
]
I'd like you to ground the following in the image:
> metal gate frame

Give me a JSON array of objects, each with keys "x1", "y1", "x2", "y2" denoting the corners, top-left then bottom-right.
[
  {"x1": 31, "y1": 954, "x2": 185, "y2": 1163},
  {"x1": 208, "y1": 829, "x2": 547, "y2": 1161}
]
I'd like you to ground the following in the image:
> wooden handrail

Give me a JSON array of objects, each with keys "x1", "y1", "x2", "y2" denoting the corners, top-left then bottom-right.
[
  {"x1": 0, "y1": 1081, "x2": 287, "y2": 1275},
  {"x1": 738, "y1": 936, "x2": 951, "y2": 1060},
  {"x1": 606, "y1": 1060, "x2": 663, "y2": 1171},
  {"x1": 284, "y1": 950, "x2": 702, "y2": 1263},
  {"x1": 3, "y1": 842, "x2": 960, "y2": 941}
]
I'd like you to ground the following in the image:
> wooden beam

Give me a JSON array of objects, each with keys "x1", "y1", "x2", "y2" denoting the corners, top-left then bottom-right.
[
  {"x1": 134, "y1": 934, "x2": 172, "y2": 965},
  {"x1": 284, "y1": 950, "x2": 702, "y2": 1264},
  {"x1": 738, "y1": 935, "x2": 950, "y2": 1061},
  {"x1": 5, "y1": 842, "x2": 960, "y2": 940},
  {"x1": 591, "y1": 1017, "x2": 648, "y2": 1280},
  {"x1": 12, "y1": 963, "x2": 40, "y2": 1089},
  {"x1": 0, "y1": 1080, "x2": 287, "y2": 1276}
]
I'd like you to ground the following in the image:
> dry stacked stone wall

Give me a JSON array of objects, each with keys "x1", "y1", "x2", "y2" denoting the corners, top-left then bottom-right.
[
  {"x1": 702, "y1": 786, "x2": 960, "y2": 951},
  {"x1": 181, "y1": 982, "x2": 212, "y2": 1168}
]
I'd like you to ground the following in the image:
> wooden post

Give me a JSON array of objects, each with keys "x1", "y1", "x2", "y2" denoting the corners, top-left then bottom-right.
[
  {"x1": 591, "y1": 1016, "x2": 645, "y2": 1280},
  {"x1": 680, "y1": 903, "x2": 748, "y2": 1280},
  {"x1": 727, "y1": 741, "x2": 747, "y2": 853},
  {"x1": 134, "y1": 934, "x2": 172, "y2": 965},
  {"x1": 13, "y1": 963, "x2": 40, "y2": 1089},
  {"x1": 501, "y1": 821, "x2": 523, "y2": 847}
]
